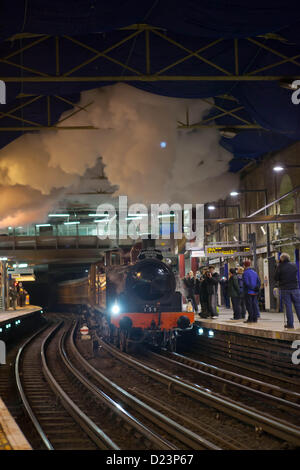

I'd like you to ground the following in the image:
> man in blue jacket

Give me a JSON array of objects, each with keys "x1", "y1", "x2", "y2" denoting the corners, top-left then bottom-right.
[
  {"x1": 242, "y1": 260, "x2": 261, "y2": 323},
  {"x1": 274, "y1": 253, "x2": 300, "y2": 329}
]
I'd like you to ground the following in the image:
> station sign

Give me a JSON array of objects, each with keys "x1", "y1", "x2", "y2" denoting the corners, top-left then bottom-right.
[
  {"x1": 205, "y1": 245, "x2": 251, "y2": 257},
  {"x1": 8, "y1": 267, "x2": 34, "y2": 275},
  {"x1": 190, "y1": 250, "x2": 205, "y2": 257}
]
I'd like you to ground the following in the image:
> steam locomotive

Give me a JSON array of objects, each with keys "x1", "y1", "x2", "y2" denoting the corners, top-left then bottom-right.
[{"x1": 57, "y1": 248, "x2": 194, "y2": 352}]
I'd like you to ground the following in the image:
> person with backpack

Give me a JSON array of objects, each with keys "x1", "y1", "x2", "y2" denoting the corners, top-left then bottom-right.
[{"x1": 242, "y1": 260, "x2": 261, "y2": 323}]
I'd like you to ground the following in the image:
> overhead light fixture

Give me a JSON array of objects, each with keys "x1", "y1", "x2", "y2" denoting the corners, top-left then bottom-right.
[
  {"x1": 89, "y1": 213, "x2": 109, "y2": 217},
  {"x1": 273, "y1": 165, "x2": 285, "y2": 172},
  {"x1": 233, "y1": 236, "x2": 238, "y2": 242},
  {"x1": 220, "y1": 128, "x2": 238, "y2": 139},
  {"x1": 260, "y1": 226, "x2": 266, "y2": 235},
  {"x1": 230, "y1": 191, "x2": 239, "y2": 197},
  {"x1": 64, "y1": 221, "x2": 80, "y2": 225},
  {"x1": 36, "y1": 224, "x2": 51, "y2": 227},
  {"x1": 207, "y1": 205, "x2": 216, "y2": 211},
  {"x1": 48, "y1": 214, "x2": 70, "y2": 217}
]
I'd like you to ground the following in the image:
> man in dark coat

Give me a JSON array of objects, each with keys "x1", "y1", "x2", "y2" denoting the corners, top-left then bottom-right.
[
  {"x1": 228, "y1": 268, "x2": 242, "y2": 320},
  {"x1": 204, "y1": 266, "x2": 219, "y2": 318},
  {"x1": 182, "y1": 271, "x2": 198, "y2": 313},
  {"x1": 274, "y1": 252, "x2": 300, "y2": 329}
]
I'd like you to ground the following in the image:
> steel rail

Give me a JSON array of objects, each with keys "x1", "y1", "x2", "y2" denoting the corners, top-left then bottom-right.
[
  {"x1": 150, "y1": 350, "x2": 300, "y2": 412},
  {"x1": 97, "y1": 337, "x2": 300, "y2": 446},
  {"x1": 15, "y1": 323, "x2": 57, "y2": 450},
  {"x1": 71, "y1": 325, "x2": 221, "y2": 450},
  {"x1": 41, "y1": 323, "x2": 119, "y2": 450},
  {"x1": 62, "y1": 323, "x2": 175, "y2": 450}
]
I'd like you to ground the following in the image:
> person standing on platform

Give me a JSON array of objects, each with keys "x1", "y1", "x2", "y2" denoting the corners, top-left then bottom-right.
[
  {"x1": 237, "y1": 267, "x2": 246, "y2": 319},
  {"x1": 242, "y1": 261, "x2": 261, "y2": 323},
  {"x1": 182, "y1": 271, "x2": 198, "y2": 313},
  {"x1": 9, "y1": 286, "x2": 17, "y2": 310},
  {"x1": 228, "y1": 268, "x2": 242, "y2": 320},
  {"x1": 199, "y1": 270, "x2": 209, "y2": 317},
  {"x1": 220, "y1": 275, "x2": 230, "y2": 308},
  {"x1": 194, "y1": 271, "x2": 201, "y2": 313},
  {"x1": 274, "y1": 252, "x2": 300, "y2": 329},
  {"x1": 206, "y1": 266, "x2": 220, "y2": 318}
]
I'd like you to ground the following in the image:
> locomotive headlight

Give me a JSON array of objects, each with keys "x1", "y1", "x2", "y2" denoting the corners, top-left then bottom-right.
[
  {"x1": 198, "y1": 328, "x2": 204, "y2": 336},
  {"x1": 208, "y1": 329, "x2": 214, "y2": 338},
  {"x1": 111, "y1": 303, "x2": 120, "y2": 315}
]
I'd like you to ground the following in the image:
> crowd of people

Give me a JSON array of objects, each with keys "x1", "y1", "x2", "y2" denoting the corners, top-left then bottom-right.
[
  {"x1": 182, "y1": 253, "x2": 300, "y2": 328},
  {"x1": 8, "y1": 282, "x2": 28, "y2": 310}
]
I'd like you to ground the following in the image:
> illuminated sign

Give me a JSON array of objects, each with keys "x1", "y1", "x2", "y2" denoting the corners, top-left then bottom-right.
[{"x1": 205, "y1": 245, "x2": 251, "y2": 257}]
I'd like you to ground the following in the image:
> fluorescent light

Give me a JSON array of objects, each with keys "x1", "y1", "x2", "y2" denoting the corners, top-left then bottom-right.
[
  {"x1": 36, "y1": 224, "x2": 51, "y2": 227},
  {"x1": 126, "y1": 216, "x2": 142, "y2": 220},
  {"x1": 89, "y1": 213, "x2": 109, "y2": 217},
  {"x1": 220, "y1": 128, "x2": 237, "y2": 139},
  {"x1": 207, "y1": 205, "x2": 215, "y2": 211},
  {"x1": 230, "y1": 191, "x2": 239, "y2": 197},
  {"x1": 233, "y1": 236, "x2": 238, "y2": 242},
  {"x1": 260, "y1": 226, "x2": 266, "y2": 235},
  {"x1": 273, "y1": 165, "x2": 284, "y2": 172},
  {"x1": 158, "y1": 214, "x2": 175, "y2": 218},
  {"x1": 128, "y1": 213, "x2": 148, "y2": 217},
  {"x1": 48, "y1": 214, "x2": 69, "y2": 217},
  {"x1": 13, "y1": 263, "x2": 28, "y2": 268},
  {"x1": 64, "y1": 221, "x2": 80, "y2": 225}
]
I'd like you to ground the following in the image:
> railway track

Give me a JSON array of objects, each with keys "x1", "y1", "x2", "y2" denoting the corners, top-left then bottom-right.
[
  {"x1": 95, "y1": 335, "x2": 300, "y2": 448},
  {"x1": 69, "y1": 322, "x2": 223, "y2": 450},
  {"x1": 14, "y1": 317, "x2": 223, "y2": 450},
  {"x1": 15, "y1": 322, "x2": 110, "y2": 449},
  {"x1": 147, "y1": 350, "x2": 300, "y2": 421}
]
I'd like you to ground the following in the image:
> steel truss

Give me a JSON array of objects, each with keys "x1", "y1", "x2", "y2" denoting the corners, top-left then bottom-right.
[{"x1": 1, "y1": 25, "x2": 300, "y2": 132}]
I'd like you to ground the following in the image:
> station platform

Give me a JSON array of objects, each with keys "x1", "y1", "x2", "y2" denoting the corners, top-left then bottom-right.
[
  {"x1": 195, "y1": 307, "x2": 300, "y2": 341},
  {"x1": 0, "y1": 398, "x2": 31, "y2": 450},
  {"x1": 0, "y1": 306, "x2": 42, "y2": 325}
]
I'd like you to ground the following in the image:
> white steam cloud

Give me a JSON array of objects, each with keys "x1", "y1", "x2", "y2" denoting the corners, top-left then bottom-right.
[{"x1": 0, "y1": 84, "x2": 238, "y2": 227}]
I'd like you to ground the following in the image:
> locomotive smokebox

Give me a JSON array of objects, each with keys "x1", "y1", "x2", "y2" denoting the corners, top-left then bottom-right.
[{"x1": 125, "y1": 258, "x2": 175, "y2": 305}]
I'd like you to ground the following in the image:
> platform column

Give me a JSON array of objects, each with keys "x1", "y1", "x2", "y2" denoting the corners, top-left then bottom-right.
[{"x1": 178, "y1": 254, "x2": 185, "y2": 278}]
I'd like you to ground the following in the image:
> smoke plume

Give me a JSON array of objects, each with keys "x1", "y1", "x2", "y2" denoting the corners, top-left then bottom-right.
[{"x1": 0, "y1": 84, "x2": 238, "y2": 227}]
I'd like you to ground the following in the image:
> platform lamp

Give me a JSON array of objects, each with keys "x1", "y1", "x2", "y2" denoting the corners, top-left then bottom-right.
[
  {"x1": 230, "y1": 188, "x2": 271, "y2": 258},
  {"x1": 273, "y1": 164, "x2": 300, "y2": 172}
]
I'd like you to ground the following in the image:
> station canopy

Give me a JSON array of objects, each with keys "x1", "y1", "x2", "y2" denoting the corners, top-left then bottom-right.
[{"x1": 1, "y1": 1, "x2": 300, "y2": 171}]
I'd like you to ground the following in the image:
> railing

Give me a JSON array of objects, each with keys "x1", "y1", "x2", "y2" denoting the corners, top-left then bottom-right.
[{"x1": 0, "y1": 235, "x2": 115, "y2": 251}]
